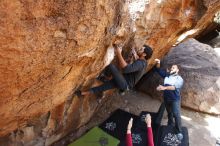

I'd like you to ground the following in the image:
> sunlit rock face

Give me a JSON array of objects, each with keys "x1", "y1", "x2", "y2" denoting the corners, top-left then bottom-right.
[
  {"x1": 137, "y1": 38, "x2": 220, "y2": 115},
  {"x1": 135, "y1": 0, "x2": 220, "y2": 69},
  {"x1": 0, "y1": 0, "x2": 220, "y2": 145},
  {"x1": 0, "y1": 0, "x2": 125, "y2": 145}
]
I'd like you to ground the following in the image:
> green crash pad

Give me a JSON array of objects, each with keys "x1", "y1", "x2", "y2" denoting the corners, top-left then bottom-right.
[{"x1": 68, "y1": 126, "x2": 120, "y2": 146}]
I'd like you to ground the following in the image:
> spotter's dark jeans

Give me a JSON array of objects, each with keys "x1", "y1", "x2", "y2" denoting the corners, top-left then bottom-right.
[{"x1": 164, "y1": 100, "x2": 182, "y2": 133}]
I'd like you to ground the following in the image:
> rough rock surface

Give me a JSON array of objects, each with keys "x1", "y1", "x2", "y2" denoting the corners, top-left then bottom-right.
[
  {"x1": 0, "y1": 0, "x2": 220, "y2": 145},
  {"x1": 137, "y1": 38, "x2": 220, "y2": 115}
]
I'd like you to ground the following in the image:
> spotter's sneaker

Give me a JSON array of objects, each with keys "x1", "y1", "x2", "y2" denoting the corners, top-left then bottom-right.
[{"x1": 176, "y1": 133, "x2": 183, "y2": 141}]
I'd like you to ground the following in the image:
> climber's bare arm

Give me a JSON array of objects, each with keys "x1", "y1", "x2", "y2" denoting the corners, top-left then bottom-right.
[
  {"x1": 156, "y1": 85, "x2": 175, "y2": 91},
  {"x1": 114, "y1": 45, "x2": 128, "y2": 68}
]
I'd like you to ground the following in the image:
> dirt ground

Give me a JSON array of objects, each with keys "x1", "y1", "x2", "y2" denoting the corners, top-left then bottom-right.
[{"x1": 53, "y1": 91, "x2": 220, "y2": 146}]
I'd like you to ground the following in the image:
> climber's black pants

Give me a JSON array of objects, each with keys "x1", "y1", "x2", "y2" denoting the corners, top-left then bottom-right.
[
  {"x1": 90, "y1": 64, "x2": 128, "y2": 94},
  {"x1": 165, "y1": 100, "x2": 182, "y2": 133}
]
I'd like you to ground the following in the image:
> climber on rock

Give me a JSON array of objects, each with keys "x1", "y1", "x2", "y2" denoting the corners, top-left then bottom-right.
[
  {"x1": 154, "y1": 58, "x2": 184, "y2": 141},
  {"x1": 75, "y1": 44, "x2": 153, "y2": 98}
]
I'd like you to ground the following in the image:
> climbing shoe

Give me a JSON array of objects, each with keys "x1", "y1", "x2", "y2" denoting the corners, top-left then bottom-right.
[{"x1": 118, "y1": 89, "x2": 126, "y2": 96}]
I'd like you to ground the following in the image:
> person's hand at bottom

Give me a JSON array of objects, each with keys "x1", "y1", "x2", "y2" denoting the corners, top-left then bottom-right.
[
  {"x1": 145, "y1": 114, "x2": 152, "y2": 127},
  {"x1": 127, "y1": 118, "x2": 133, "y2": 133}
]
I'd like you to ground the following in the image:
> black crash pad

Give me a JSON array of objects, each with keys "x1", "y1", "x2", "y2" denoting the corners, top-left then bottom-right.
[
  {"x1": 99, "y1": 109, "x2": 139, "y2": 140},
  {"x1": 156, "y1": 125, "x2": 189, "y2": 146}
]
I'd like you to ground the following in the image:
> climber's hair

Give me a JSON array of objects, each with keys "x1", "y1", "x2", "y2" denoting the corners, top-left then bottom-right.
[{"x1": 143, "y1": 45, "x2": 153, "y2": 60}]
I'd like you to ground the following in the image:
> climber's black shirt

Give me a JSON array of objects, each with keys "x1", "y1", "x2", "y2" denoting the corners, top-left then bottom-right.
[{"x1": 123, "y1": 59, "x2": 147, "y2": 88}]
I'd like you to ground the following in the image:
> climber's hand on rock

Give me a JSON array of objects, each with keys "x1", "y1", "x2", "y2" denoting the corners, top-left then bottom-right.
[
  {"x1": 155, "y1": 58, "x2": 161, "y2": 68},
  {"x1": 131, "y1": 48, "x2": 137, "y2": 55},
  {"x1": 155, "y1": 58, "x2": 160, "y2": 64},
  {"x1": 114, "y1": 45, "x2": 122, "y2": 55},
  {"x1": 131, "y1": 48, "x2": 139, "y2": 60}
]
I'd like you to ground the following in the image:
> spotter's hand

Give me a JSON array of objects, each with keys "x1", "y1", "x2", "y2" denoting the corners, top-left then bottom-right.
[
  {"x1": 156, "y1": 85, "x2": 166, "y2": 91},
  {"x1": 155, "y1": 58, "x2": 160, "y2": 64}
]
